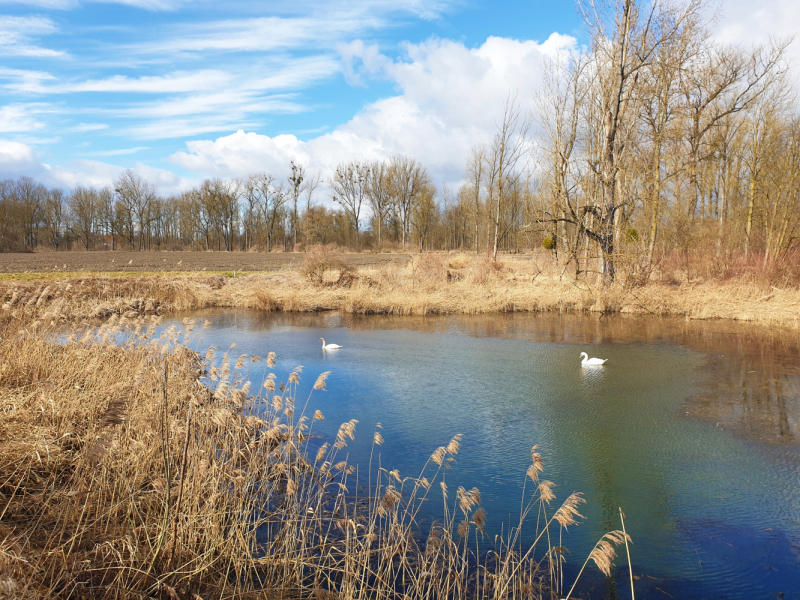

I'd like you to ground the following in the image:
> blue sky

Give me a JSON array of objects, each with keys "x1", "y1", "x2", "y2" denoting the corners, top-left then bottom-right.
[{"x1": 0, "y1": 0, "x2": 795, "y2": 193}]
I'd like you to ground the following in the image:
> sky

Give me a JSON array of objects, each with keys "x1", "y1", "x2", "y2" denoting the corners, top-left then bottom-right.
[{"x1": 0, "y1": 0, "x2": 797, "y2": 197}]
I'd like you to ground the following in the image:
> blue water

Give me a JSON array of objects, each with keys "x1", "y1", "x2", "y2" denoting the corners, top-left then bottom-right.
[{"x1": 166, "y1": 310, "x2": 800, "y2": 599}]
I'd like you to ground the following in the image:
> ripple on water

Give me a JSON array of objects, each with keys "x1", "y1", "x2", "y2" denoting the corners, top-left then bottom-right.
[{"x1": 159, "y1": 310, "x2": 800, "y2": 600}]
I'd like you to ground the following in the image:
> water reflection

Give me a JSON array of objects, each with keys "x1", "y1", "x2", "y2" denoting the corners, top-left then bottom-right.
[
  {"x1": 194, "y1": 310, "x2": 800, "y2": 445},
  {"x1": 170, "y1": 309, "x2": 800, "y2": 599}
]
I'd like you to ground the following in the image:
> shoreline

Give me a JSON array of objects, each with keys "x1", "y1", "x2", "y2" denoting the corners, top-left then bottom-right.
[{"x1": 1, "y1": 260, "x2": 799, "y2": 331}]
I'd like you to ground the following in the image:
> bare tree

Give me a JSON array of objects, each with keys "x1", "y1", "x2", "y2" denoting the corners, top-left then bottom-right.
[
  {"x1": 387, "y1": 155, "x2": 430, "y2": 246},
  {"x1": 288, "y1": 161, "x2": 305, "y2": 250},
  {"x1": 69, "y1": 187, "x2": 99, "y2": 250},
  {"x1": 465, "y1": 145, "x2": 486, "y2": 253},
  {"x1": 330, "y1": 161, "x2": 369, "y2": 248},
  {"x1": 681, "y1": 39, "x2": 790, "y2": 221},
  {"x1": 44, "y1": 189, "x2": 66, "y2": 249},
  {"x1": 365, "y1": 160, "x2": 393, "y2": 247},
  {"x1": 302, "y1": 172, "x2": 321, "y2": 248},
  {"x1": 411, "y1": 182, "x2": 438, "y2": 250},
  {"x1": 487, "y1": 94, "x2": 529, "y2": 261},
  {"x1": 577, "y1": 0, "x2": 704, "y2": 284},
  {"x1": 536, "y1": 51, "x2": 588, "y2": 267},
  {"x1": 114, "y1": 170, "x2": 156, "y2": 250}
]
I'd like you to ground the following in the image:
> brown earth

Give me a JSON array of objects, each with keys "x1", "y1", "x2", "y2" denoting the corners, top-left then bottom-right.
[{"x1": 0, "y1": 250, "x2": 409, "y2": 274}]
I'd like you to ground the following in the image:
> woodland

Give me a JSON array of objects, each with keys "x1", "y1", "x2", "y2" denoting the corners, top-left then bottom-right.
[{"x1": 1, "y1": 0, "x2": 797, "y2": 289}]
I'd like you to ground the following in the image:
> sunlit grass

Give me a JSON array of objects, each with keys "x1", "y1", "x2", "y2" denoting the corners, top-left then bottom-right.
[{"x1": 2, "y1": 251, "x2": 799, "y2": 328}]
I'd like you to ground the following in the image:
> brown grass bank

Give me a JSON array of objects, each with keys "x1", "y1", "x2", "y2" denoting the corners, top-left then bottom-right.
[
  {"x1": 0, "y1": 315, "x2": 628, "y2": 599},
  {"x1": 1, "y1": 250, "x2": 799, "y2": 329}
]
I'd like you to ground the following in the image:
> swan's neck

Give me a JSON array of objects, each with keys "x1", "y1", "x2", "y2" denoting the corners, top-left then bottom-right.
[{"x1": 321, "y1": 339, "x2": 325, "y2": 347}]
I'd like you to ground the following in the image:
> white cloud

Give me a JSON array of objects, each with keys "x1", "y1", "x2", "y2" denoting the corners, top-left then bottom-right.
[
  {"x1": 712, "y1": 0, "x2": 800, "y2": 65},
  {"x1": 0, "y1": 0, "x2": 186, "y2": 9},
  {"x1": 66, "y1": 70, "x2": 234, "y2": 93},
  {"x1": 0, "y1": 0, "x2": 76, "y2": 8},
  {"x1": 69, "y1": 122, "x2": 109, "y2": 132},
  {"x1": 0, "y1": 67, "x2": 56, "y2": 94},
  {"x1": 92, "y1": 0, "x2": 185, "y2": 10},
  {"x1": 0, "y1": 139, "x2": 40, "y2": 176},
  {"x1": 0, "y1": 15, "x2": 65, "y2": 57},
  {"x1": 168, "y1": 34, "x2": 577, "y2": 187},
  {"x1": 138, "y1": 16, "x2": 378, "y2": 56},
  {"x1": 1, "y1": 0, "x2": 455, "y2": 15},
  {"x1": 0, "y1": 138, "x2": 194, "y2": 193},
  {"x1": 51, "y1": 55, "x2": 337, "y2": 96},
  {"x1": 23, "y1": 57, "x2": 338, "y2": 140},
  {"x1": 89, "y1": 146, "x2": 148, "y2": 156},
  {"x1": 0, "y1": 102, "x2": 61, "y2": 134}
]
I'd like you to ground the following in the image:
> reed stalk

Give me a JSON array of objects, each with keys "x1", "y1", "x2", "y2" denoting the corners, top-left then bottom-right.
[{"x1": 0, "y1": 312, "x2": 632, "y2": 599}]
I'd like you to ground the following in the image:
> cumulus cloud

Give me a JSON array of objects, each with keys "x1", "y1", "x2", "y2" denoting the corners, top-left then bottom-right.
[
  {"x1": 0, "y1": 140, "x2": 40, "y2": 176},
  {"x1": 0, "y1": 138, "x2": 194, "y2": 193},
  {"x1": 169, "y1": 33, "x2": 577, "y2": 188}
]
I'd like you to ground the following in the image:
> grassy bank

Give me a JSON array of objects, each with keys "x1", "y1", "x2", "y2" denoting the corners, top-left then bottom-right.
[
  {"x1": 0, "y1": 313, "x2": 628, "y2": 599},
  {"x1": 1, "y1": 250, "x2": 799, "y2": 329}
]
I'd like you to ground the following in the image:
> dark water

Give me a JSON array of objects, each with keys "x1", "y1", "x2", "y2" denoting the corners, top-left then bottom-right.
[{"x1": 164, "y1": 310, "x2": 800, "y2": 599}]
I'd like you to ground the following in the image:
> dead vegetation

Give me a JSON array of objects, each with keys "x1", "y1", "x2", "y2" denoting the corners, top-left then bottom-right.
[
  {"x1": 0, "y1": 313, "x2": 630, "y2": 599},
  {"x1": 300, "y1": 245, "x2": 356, "y2": 287},
  {"x1": 2, "y1": 251, "x2": 800, "y2": 329}
]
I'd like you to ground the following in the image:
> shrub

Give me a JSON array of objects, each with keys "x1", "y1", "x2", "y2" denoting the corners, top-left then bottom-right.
[
  {"x1": 254, "y1": 289, "x2": 281, "y2": 312},
  {"x1": 542, "y1": 237, "x2": 556, "y2": 251},
  {"x1": 412, "y1": 253, "x2": 448, "y2": 287},
  {"x1": 447, "y1": 253, "x2": 471, "y2": 270},
  {"x1": 300, "y1": 245, "x2": 354, "y2": 287},
  {"x1": 467, "y1": 255, "x2": 504, "y2": 285}
]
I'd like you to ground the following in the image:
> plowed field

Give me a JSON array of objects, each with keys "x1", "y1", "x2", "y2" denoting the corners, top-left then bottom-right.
[{"x1": 0, "y1": 251, "x2": 408, "y2": 274}]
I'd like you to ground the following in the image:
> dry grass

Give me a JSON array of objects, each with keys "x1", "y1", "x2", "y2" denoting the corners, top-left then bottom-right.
[
  {"x1": 2, "y1": 251, "x2": 799, "y2": 329},
  {"x1": 0, "y1": 314, "x2": 627, "y2": 599}
]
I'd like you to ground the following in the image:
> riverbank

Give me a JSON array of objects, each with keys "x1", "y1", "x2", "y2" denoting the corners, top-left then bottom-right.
[{"x1": 1, "y1": 252, "x2": 799, "y2": 329}]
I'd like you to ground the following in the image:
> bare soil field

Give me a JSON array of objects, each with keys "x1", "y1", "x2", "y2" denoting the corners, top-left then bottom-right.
[{"x1": 0, "y1": 250, "x2": 408, "y2": 275}]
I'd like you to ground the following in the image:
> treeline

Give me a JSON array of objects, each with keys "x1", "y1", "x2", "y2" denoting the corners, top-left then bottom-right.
[
  {"x1": 2, "y1": 0, "x2": 799, "y2": 287},
  {"x1": 0, "y1": 158, "x2": 456, "y2": 254},
  {"x1": 533, "y1": 0, "x2": 798, "y2": 283}
]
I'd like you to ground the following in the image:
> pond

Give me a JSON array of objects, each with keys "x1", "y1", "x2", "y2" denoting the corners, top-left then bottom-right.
[{"x1": 162, "y1": 310, "x2": 800, "y2": 599}]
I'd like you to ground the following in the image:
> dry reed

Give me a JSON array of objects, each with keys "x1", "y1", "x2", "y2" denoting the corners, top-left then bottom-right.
[
  {"x1": 3, "y1": 252, "x2": 800, "y2": 329},
  {"x1": 0, "y1": 313, "x2": 629, "y2": 599}
]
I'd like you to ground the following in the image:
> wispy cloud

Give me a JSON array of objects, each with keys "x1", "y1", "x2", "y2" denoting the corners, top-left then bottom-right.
[
  {"x1": 0, "y1": 66, "x2": 56, "y2": 93},
  {"x1": 66, "y1": 70, "x2": 234, "y2": 93},
  {"x1": 0, "y1": 0, "x2": 186, "y2": 9},
  {"x1": 92, "y1": 0, "x2": 185, "y2": 10},
  {"x1": 0, "y1": 15, "x2": 66, "y2": 57},
  {"x1": 0, "y1": 103, "x2": 53, "y2": 132},
  {"x1": 135, "y1": 16, "x2": 380, "y2": 56},
  {"x1": 87, "y1": 146, "x2": 148, "y2": 156},
  {"x1": 69, "y1": 122, "x2": 109, "y2": 132},
  {"x1": 0, "y1": 0, "x2": 77, "y2": 8}
]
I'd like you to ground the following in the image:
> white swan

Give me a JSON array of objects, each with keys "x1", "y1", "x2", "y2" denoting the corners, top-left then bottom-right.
[
  {"x1": 320, "y1": 338, "x2": 342, "y2": 350},
  {"x1": 580, "y1": 352, "x2": 607, "y2": 366}
]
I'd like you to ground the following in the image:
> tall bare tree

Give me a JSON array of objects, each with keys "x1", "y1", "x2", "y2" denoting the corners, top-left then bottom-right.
[{"x1": 330, "y1": 161, "x2": 370, "y2": 248}]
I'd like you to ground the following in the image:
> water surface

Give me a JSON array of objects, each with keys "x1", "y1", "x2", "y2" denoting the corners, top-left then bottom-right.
[{"x1": 166, "y1": 310, "x2": 800, "y2": 599}]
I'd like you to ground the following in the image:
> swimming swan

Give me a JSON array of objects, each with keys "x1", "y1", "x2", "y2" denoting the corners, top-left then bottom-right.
[
  {"x1": 580, "y1": 352, "x2": 607, "y2": 366},
  {"x1": 320, "y1": 338, "x2": 342, "y2": 350}
]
